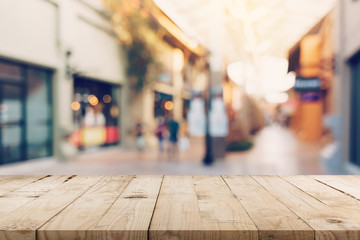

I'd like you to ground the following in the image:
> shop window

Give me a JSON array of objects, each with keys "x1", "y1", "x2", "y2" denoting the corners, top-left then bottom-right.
[
  {"x1": 154, "y1": 91, "x2": 173, "y2": 119},
  {"x1": 0, "y1": 60, "x2": 53, "y2": 164},
  {"x1": 26, "y1": 68, "x2": 53, "y2": 159},
  {"x1": 71, "y1": 76, "x2": 120, "y2": 149}
]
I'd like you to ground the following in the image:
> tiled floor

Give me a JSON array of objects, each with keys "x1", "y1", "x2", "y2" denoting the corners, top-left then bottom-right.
[{"x1": 0, "y1": 125, "x2": 329, "y2": 175}]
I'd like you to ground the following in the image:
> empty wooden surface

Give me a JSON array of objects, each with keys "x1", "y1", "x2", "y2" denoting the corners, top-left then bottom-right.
[{"x1": 0, "y1": 175, "x2": 360, "y2": 240}]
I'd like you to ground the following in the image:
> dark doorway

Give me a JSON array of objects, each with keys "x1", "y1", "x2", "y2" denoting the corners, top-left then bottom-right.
[{"x1": 350, "y1": 50, "x2": 360, "y2": 166}]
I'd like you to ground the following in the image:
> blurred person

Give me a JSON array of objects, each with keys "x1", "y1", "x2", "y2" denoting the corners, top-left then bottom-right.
[
  {"x1": 135, "y1": 122, "x2": 144, "y2": 151},
  {"x1": 167, "y1": 115, "x2": 179, "y2": 157},
  {"x1": 83, "y1": 106, "x2": 95, "y2": 127},
  {"x1": 155, "y1": 117, "x2": 167, "y2": 153},
  {"x1": 178, "y1": 121, "x2": 190, "y2": 151},
  {"x1": 83, "y1": 105, "x2": 105, "y2": 127}
]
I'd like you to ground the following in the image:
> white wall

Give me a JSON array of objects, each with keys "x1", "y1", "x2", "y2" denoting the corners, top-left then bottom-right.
[
  {"x1": 61, "y1": 0, "x2": 125, "y2": 84},
  {"x1": 0, "y1": 0, "x2": 59, "y2": 67},
  {"x1": 343, "y1": 0, "x2": 360, "y2": 59},
  {"x1": 0, "y1": 0, "x2": 125, "y2": 83}
]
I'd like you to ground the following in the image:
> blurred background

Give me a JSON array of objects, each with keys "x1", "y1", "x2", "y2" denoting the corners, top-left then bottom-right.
[{"x1": 0, "y1": 0, "x2": 359, "y2": 175}]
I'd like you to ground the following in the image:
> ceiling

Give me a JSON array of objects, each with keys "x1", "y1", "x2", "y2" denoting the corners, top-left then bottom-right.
[{"x1": 153, "y1": 0, "x2": 335, "y2": 63}]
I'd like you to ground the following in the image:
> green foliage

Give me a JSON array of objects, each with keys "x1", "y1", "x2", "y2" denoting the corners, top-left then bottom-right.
[
  {"x1": 103, "y1": 0, "x2": 161, "y2": 91},
  {"x1": 126, "y1": 40, "x2": 154, "y2": 91},
  {"x1": 226, "y1": 140, "x2": 253, "y2": 152}
]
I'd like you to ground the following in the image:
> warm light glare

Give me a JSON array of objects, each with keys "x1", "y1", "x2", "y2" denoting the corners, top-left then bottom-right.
[
  {"x1": 88, "y1": 95, "x2": 99, "y2": 106},
  {"x1": 173, "y1": 48, "x2": 184, "y2": 72},
  {"x1": 227, "y1": 62, "x2": 245, "y2": 86},
  {"x1": 283, "y1": 71, "x2": 296, "y2": 91},
  {"x1": 257, "y1": 56, "x2": 289, "y2": 94},
  {"x1": 227, "y1": 61, "x2": 256, "y2": 87},
  {"x1": 265, "y1": 92, "x2": 289, "y2": 104},
  {"x1": 164, "y1": 101, "x2": 174, "y2": 110},
  {"x1": 103, "y1": 94, "x2": 112, "y2": 103},
  {"x1": 71, "y1": 101, "x2": 81, "y2": 111}
]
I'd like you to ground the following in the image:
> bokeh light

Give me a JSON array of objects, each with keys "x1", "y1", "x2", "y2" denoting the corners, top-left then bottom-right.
[
  {"x1": 103, "y1": 94, "x2": 112, "y2": 103},
  {"x1": 88, "y1": 95, "x2": 99, "y2": 106},
  {"x1": 164, "y1": 101, "x2": 174, "y2": 110},
  {"x1": 71, "y1": 101, "x2": 81, "y2": 111}
]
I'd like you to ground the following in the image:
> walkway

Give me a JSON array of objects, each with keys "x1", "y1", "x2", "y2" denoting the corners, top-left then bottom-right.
[{"x1": 0, "y1": 125, "x2": 328, "y2": 175}]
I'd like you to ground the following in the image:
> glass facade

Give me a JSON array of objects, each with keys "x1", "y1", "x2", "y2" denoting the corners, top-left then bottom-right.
[
  {"x1": 350, "y1": 51, "x2": 360, "y2": 167},
  {"x1": 0, "y1": 59, "x2": 52, "y2": 164}
]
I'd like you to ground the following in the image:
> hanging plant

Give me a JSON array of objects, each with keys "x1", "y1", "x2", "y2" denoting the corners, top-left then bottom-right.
[
  {"x1": 102, "y1": 0, "x2": 164, "y2": 91},
  {"x1": 126, "y1": 40, "x2": 153, "y2": 91}
]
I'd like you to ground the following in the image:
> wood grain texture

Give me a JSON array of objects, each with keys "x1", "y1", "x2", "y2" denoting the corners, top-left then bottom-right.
[
  {"x1": 149, "y1": 176, "x2": 205, "y2": 240},
  {"x1": 224, "y1": 175, "x2": 314, "y2": 240},
  {"x1": 193, "y1": 175, "x2": 258, "y2": 240},
  {"x1": 283, "y1": 176, "x2": 360, "y2": 227},
  {"x1": 313, "y1": 175, "x2": 360, "y2": 200},
  {"x1": 0, "y1": 175, "x2": 45, "y2": 196},
  {"x1": 92, "y1": 175, "x2": 163, "y2": 240},
  {"x1": 254, "y1": 176, "x2": 360, "y2": 240},
  {"x1": 38, "y1": 175, "x2": 134, "y2": 240},
  {"x1": 150, "y1": 176, "x2": 258, "y2": 240},
  {"x1": 0, "y1": 176, "x2": 70, "y2": 223},
  {"x1": 0, "y1": 176, "x2": 103, "y2": 240},
  {"x1": 0, "y1": 175, "x2": 360, "y2": 240}
]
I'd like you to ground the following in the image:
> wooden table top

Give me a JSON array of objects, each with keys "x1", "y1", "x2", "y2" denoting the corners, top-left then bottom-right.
[{"x1": 0, "y1": 175, "x2": 359, "y2": 240}]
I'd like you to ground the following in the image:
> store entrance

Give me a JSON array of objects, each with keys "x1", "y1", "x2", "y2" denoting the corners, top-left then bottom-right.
[
  {"x1": 0, "y1": 60, "x2": 53, "y2": 165},
  {"x1": 71, "y1": 76, "x2": 120, "y2": 149}
]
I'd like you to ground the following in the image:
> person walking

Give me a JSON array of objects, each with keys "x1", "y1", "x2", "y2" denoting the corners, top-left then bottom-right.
[
  {"x1": 155, "y1": 117, "x2": 166, "y2": 153},
  {"x1": 135, "y1": 122, "x2": 144, "y2": 151},
  {"x1": 167, "y1": 116, "x2": 179, "y2": 157}
]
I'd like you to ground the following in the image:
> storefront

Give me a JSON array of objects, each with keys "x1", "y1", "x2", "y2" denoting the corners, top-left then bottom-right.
[
  {"x1": 70, "y1": 75, "x2": 120, "y2": 149},
  {"x1": 0, "y1": 59, "x2": 53, "y2": 164}
]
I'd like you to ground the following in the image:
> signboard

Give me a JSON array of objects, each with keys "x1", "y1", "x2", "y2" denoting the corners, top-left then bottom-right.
[
  {"x1": 294, "y1": 77, "x2": 321, "y2": 91},
  {"x1": 301, "y1": 91, "x2": 320, "y2": 102}
]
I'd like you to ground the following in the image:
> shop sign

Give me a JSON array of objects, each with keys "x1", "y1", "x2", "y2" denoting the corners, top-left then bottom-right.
[
  {"x1": 294, "y1": 77, "x2": 321, "y2": 91},
  {"x1": 301, "y1": 91, "x2": 320, "y2": 102}
]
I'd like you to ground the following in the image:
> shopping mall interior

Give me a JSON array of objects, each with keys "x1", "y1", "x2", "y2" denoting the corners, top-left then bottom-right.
[{"x1": 0, "y1": 0, "x2": 360, "y2": 175}]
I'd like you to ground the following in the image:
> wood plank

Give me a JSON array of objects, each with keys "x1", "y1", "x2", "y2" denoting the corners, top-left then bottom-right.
[
  {"x1": 192, "y1": 176, "x2": 258, "y2": 240},
  {"x1": 313, "y1": 175, "x2": 360, "y2": 200},
  {"x1": 4, "y1": 175, "x2": 71, "y2": 198},
  {"x1": 0, "y1": 175, "x2": 45, "y2": 196},
  {"x1": 282, "y1": 176, "x2": 360, "y2": 227},
  {"x1": 253, "y1": 176, "x2": 360, "y2": 240},
  {"x1": 150, "y1": 176, "x2": 258, "y2": 240},
  {"x1": 37, "y1": 175, "x2": 134, "y2": 240},
  {"x1": 223, "y1": 175, "x2": 314, "y2": 240},
  {"x1": 0, "y1": 176, "x2": 103, "y2": 240},
  {"x1": 149, "y1": 176, "x2": 204, "y2": 240},
  {"x1": 91, "y1": 175, "x2": 163, "y2": 240},
  {"x1": 0, "y1": 176, "x2": 70, "y2": 223},
  {"x1": 283, "y1": 176, "x2": 360, "y2": 208}
]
